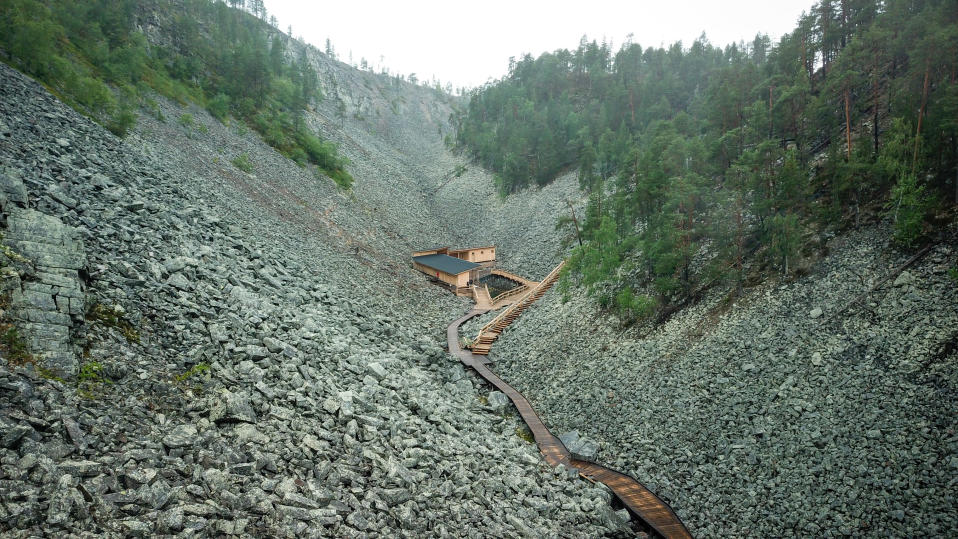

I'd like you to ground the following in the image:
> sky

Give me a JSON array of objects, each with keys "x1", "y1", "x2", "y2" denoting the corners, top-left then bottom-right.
[{"x1": 264, "y1": 0, "x2": 819, "y2": 90}]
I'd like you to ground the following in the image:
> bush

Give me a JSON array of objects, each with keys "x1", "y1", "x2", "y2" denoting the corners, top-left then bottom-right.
[
  {"x1": 86, "y1": 302, "x2": 140, "y2": 343},
  {"x1": 174, "y1": 362, "x2": 210, "y2": 384},
  {"x1": 231, "y1": 153, "x2": 254, "y2": 172},
  {"x1": 107, "y1": 107, "x2": 136, "y2": 137},
  {"x1": 207, "y1": 93, "x2": 230, "y2": 121},
  {"x1": 887, "y1": 172, "x2": 932, "y2": 248},
  {"x1": 0, "y1": 327, "x2": 33, "y2": 365},
  {"x1": 75, "y1": 76, "x2": 116, "y2": 115},
  {"x1": 615, "y1": 287, "x2": 656, "y2": 323},
  {"x1": 77, "y1": 360, "x2": 111, "y2": 398}
]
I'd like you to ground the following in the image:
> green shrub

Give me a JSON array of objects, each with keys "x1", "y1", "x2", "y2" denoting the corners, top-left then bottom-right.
[
  {"x1": 86, "y1": 303, "x2": 140, "y2": 343},
  {"x1": 1, "y1": 327, "x2": 33, "y2": 365},
  {"x1": 615, "y1": 287, "x2": 656, "y2": 323},
  {"x1": 887, "y1": 172, "x2": 932, "y2": 248},
  {"x1": 207, "y1": 93, "x2": 230, "y2": 121},
  {"x1": 75, "y1": 76, "x2": 116, "y2": 115},
  {"x1": 107, "y1": 106, "x2": 136, "y2": 137},
  {"x1": 77, "y1": 360, "x2": 111, "y2": 399},
  {"x1": 231, "y1": 153, "x2": 254, "y2": 172},
  {"x1": 174, "y1": 362, "x2": 210, "y2": 383},
  {"x1": 178, "y1": 113, "x2": 194, "y2": 128}
]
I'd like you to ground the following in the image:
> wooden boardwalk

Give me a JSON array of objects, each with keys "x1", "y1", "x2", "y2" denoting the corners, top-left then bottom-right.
[{"x1": 448, "y1": 309, "x2": 692, "y2": 539}]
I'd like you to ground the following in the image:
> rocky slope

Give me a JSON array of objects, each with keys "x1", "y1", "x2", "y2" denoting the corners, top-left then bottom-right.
[
  {"x1": 489, "y1": 224, "x2": 958, "y2": 536},
  {"x1": 3, "y1": 7, "x2": 956, "y2": 538},
  {"x1": 0, "y1": 58, "x2": 630, "y2": 537}
]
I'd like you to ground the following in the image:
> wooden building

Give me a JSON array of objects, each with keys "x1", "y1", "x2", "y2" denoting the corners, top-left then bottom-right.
[
  {"x1": 412, "y1": 246, "x2": 451, "y2": 257},
  {"x1": 449, "y1": 245, "x2": 496, "y2": 265},
  {"x1": 413, "y1": 253, "x2": 480, "y2": 289},
  {"x1": 412, "y1": 245, "x2": 496, "y2": 290}
]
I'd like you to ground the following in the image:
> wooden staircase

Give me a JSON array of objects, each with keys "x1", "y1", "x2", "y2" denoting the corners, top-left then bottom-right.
[
  {"x1": 470, "y1": 261, "x2": 565, "y2": 355},
  {"x1": 472, "y1": 284, "x2": 493, "y2": 309}
]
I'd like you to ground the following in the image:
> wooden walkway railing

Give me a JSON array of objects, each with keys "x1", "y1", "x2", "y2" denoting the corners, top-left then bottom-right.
[
  {"x1": 490, "y1": 268, "x2": 536, "y2": 287},
  {"x1": 470, "y1": 261, "x2": 565, "y2": 355},
  {"x1": 447, "y1": 309, "x2": 692, "y2": 539},
  {"x1": 489, "y1": 282, "x2": 528, "y2": 304}
]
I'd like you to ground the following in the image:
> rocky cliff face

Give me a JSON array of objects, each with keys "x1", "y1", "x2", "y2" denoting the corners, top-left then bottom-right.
[
  {"x1": 0, "y1": 172, "x2": 86, "y2": 375},
  {"x1": 0, "y1": 58, "x2": 628, "y2": 536}
]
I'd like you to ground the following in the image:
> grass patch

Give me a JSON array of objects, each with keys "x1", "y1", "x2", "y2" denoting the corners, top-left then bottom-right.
[
  {"x1": 77, "y1": 360, "x2": 111, "y2": 399},
  {"x1": 1, "y1": 326, "x2": 33, "y2": 365},
  {"x1": 86, "y1": 302, "x2": 140, "y2": 343},
  {"x1": 178, "y1": 113, "x2": 194, "y2": 128},
  {"x1": 231, "y1": 152, "x2": 254, "y2": 173},
  {"x1": 515, "y1": 425, "x2": 535, "y2": 444},
  {"x1": 174, "y1": 362, "x2": 209, "y2": 384}
]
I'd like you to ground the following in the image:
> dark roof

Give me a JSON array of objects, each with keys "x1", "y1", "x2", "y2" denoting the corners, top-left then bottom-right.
[{"x1": 413, "y1": 254, "x2": 480, "y2": 275}]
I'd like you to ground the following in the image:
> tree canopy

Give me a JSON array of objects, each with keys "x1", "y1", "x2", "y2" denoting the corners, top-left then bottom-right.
[
  {"x1": 456, "y1": 0, "x2": 957, "y2": 323},
  {"x1": 0, "y1": 0, "x2": 352, "y2": 188}
]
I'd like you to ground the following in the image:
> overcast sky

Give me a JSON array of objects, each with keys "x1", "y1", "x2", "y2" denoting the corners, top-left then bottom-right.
[{"x1": 264, "y1": 0, "x2": 818, "y2": 90}]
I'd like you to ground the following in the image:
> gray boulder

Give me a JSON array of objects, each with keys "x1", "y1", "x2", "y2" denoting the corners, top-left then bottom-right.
[{"x1": 209, "y1": 390, "x2": 256, "y2": 423}]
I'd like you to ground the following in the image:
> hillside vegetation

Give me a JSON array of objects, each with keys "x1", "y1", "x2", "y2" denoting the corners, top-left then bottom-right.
[
  {"x1": 455, "y1": 0, "x2": 957, "y2": 322},
  {"x1": 0, "y1": 0, "x2": 352, "y2": 187}
]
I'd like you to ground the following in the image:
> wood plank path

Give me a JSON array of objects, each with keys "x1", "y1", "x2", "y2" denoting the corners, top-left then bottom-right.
[{"x1": 448, "y1": 309, "x2": 692, "y2": 539}]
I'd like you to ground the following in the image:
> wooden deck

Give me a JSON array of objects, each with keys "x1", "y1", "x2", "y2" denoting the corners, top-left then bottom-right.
[{"x1": 448, "y1": 309, "x2": 692, "y2": 539}]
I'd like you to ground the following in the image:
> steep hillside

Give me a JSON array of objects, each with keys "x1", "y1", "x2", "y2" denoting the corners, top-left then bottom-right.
[
  {"x1": 433, "y1": 170, "x2": 585, "y2": 279},
  {"x1": 0, "y1": 56, "x2": 628, "y2": 538},
  {"x1": 490, "y1": 225, "x2": 958, "y2": 536},
  {"x1": 456, "y1": 0, "x2": 958, "y2": 325}
]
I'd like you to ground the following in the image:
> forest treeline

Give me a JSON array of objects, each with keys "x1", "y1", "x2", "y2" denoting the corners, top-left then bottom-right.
[
  {"x1": 455, "y1": 0, "x2": 957, "y2": 323},
  {"x1": 0, "y1": 0, "x2": 353, "y2": 188}
]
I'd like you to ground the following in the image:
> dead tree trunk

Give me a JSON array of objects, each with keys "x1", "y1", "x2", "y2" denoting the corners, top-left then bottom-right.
[
  {"x1": 913, "y1": 59, "x2": 930, "y2": 172},
  {"x1": 566, "y1": 200, "x2": 584, "y2": 247},
  {"x1": 844, "y1": 85, "x2": 852, "y2": 160}
]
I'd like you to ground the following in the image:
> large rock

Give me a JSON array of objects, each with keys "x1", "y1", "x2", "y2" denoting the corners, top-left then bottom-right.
[
  {"x1": 2, "y1": 207, "x2": 85, "y2": 376},
  {"x1": 209, "y1": 390, "x2": 256, "y2": 424},
  {"x1": 0, "y1": 168, "x2": 28, "y2": 208},
  {"x1": 558, "y1": 430, "x2": 599, "y2": 461},
  {"x1": 487, "y1": 390, "x2": 510, "y2": 412}
]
